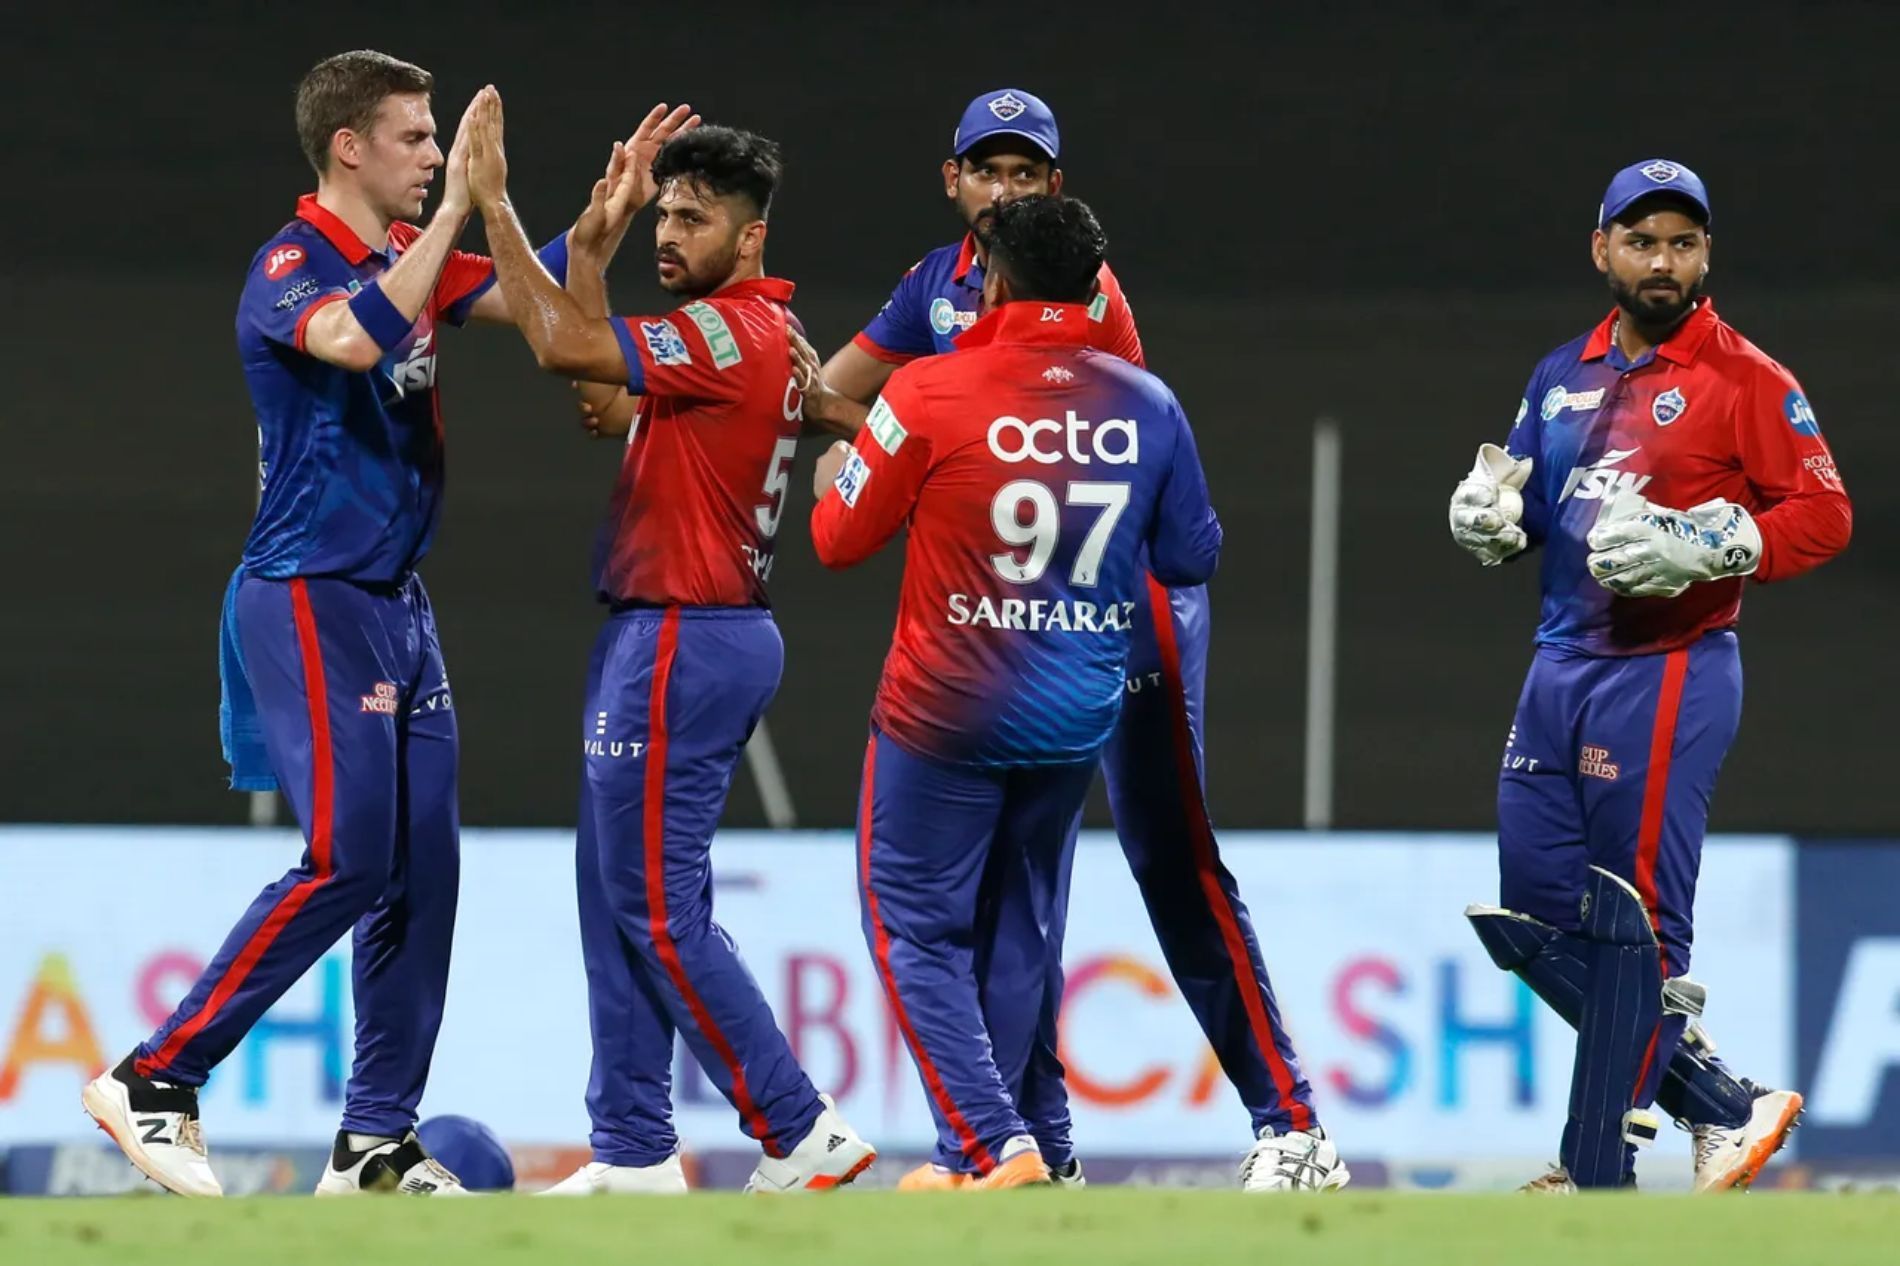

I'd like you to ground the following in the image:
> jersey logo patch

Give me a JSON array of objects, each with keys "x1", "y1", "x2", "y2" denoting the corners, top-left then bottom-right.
[
  {"x1": 1652, "y1": 386, "x2": 1687, "y2": 426},
  {"x1": 264, "y1": 245, "x2": 306, "y2": 281},
  {"x1": 641, "y1": 319, "x2": 692, "y2": 366},
  {"x1": 1541, "y1": 385, "x2": 1606, "y2": 422},
  {"x1": 683, "y1": 302, "x2": 743, "y2": 370},
  {"x1": 929, "y1": 297, "x2": 957, "y2": 336},
  {"x1": 1785, "y1": 390, "x2": 1821, "y2": 436},
  {"x1": 1087, "y1": 292, "x2": 1109, "y2": 322},
  {"x1": 835, "y1": 450, "x2": 871, "y2": 506},
  {"x1": 866, "y1": 397, "x2": 907, "y2": 455},
  {"x1": 987, "y1": 91, "x2": 1028, "y2": 121},
  {"x1": 1043, "y1": 366, "x2": 1075, "y2": 384}
]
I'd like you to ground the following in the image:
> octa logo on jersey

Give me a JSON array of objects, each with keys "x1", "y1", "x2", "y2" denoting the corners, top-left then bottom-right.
[{"x1": 988, "y1": 412, "x2": 1138, "y2": 465}]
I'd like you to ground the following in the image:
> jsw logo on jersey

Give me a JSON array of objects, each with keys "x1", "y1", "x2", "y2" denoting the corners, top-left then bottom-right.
[
  {"x1": 385, "y1": 329, "x2": 438, "y2": 399},
  {"x1": 1559, "y1": 447, "x2": 1652, "y2": 503},
  {"x1": 988, "y1": 411, "x2": 1138, "y2": 465}
]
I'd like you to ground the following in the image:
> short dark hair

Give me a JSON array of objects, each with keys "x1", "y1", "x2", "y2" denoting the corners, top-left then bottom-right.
[
  {"x1": 986, "y1": 195, "x2": 1108, "y2": 304},
  {"x1": 296, "y1": 50, "x2": 433, "y2": 176},
  {"x1": 1612, "y1": 191, "x2": 1710, "y2": 229},
  {"x1": 651, "y1": 126, "x2": 784, "y2": 220}
]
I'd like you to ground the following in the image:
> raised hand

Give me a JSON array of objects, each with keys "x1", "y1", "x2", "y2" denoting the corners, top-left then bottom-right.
[
  {"x1": 438, "y1": 88, "x2": 484, "y2": 218},
  {"x1": 625, "y1": 102, "x2": 700, "y2": 209},
  {"x1": 466, "y1": 86, "x2": 509, "y2": 212}
]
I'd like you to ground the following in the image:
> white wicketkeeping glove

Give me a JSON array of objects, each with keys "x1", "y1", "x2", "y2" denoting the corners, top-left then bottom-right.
[
  {"x1": 1585, "y1": 487, "x2": 1762, "y2": 598},
  {"x1": 1449, "y1": 443, "x2": 1534, "y2": 566}
]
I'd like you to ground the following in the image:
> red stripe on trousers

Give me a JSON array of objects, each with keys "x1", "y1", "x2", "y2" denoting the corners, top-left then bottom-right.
[
  {"x1": 1630, "y1": 647, "x2": 1690, "y2": 1100},
  {"x1": 640, "y1": 608, "x2": 782, "y2": 1157},
  {"x1": 139, "y1": 578, "x2": 336, "y2": 1078},
  {"x1": 857, "y1": 737, "x2": 998, "y2": 1173},
  {"x1": 1146, "y1": 575, "x2": 1313, "y2": 1132}
]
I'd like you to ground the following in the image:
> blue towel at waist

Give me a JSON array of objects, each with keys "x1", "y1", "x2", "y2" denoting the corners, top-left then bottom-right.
[{"x1": 218, "y1": 566, "x2": 277, "y2": 793}]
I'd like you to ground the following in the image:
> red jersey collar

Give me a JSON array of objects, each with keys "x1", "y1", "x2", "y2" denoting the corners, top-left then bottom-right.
[
  {"x1": 295, "y1": 194, "x2": 384, "y2": 265},
  {"x1": 951, "y1": 233, "x2": 981, "y2": 284},
  {"x1": 955, "y1": 300, "x2": 1091, "y2": 349},
  {"x1": 710, "y1": 276, "x2": 796, "y2": 304},
  {"x1": 1580, "y1": 298, "x2": 1719, "y2": 365}
]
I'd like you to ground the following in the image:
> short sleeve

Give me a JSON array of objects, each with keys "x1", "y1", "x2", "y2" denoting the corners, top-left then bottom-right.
[
  {"x1": 237, "y1": 236, "x2": 353, "y2": 354},
  {"x1": 855, "y1": 262, "x2": 936, "y2": 363},
  {"x1": 1088, "y1": 263, "x2": 1146, "y2": 368}
]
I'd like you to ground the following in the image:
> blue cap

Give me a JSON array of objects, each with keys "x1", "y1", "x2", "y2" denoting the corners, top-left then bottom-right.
[
  {"x1": 953, "y1": 89, "x2": 1060, "y2": 160},
  {"x1": 1598, "y1": 159, "x2": 1710, "y2": 229},
  {"x1": 417, "y1": 1115, "x2": 515, "y2": 1191}
]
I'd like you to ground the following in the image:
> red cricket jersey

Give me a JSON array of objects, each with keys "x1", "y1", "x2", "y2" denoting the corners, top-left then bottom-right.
[{"x1": 596, "y1": 277, "x2": 804, "y2": 607}]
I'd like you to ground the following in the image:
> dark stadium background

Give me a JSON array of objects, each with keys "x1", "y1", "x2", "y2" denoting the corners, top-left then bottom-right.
[{"x1": 2, "y1": 2, "x2": 1893, "y2": 831}]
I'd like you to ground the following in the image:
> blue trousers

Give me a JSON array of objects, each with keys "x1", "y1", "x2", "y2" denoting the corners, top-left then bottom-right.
[
  {"x1": 575, "y1": 606, "x2": 822, "y2": 1165},
  {"x1": 857, "y1": 728, "x2": 1095, "y2": 1176},
  {"x1": 972, "y1": 580, "x2": 1317, "y2": 1169},
  {"x1": 1498, "y1": 632, "x2": 1742, "y2": 1181},
  {"x1": 137, "y1": 574, "x2": 459, "y2": 1137}
]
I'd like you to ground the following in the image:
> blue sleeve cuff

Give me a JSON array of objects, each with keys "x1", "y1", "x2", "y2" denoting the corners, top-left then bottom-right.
[
  {"x1": 347, "y1": 282, "x2": 415, "y2": 353},
  {"x1": 608, "y1": 319, "x2": 649, "y2": 395},
  {"x1": 537, "y1": 231, "x2": 570, "y2": 285}
]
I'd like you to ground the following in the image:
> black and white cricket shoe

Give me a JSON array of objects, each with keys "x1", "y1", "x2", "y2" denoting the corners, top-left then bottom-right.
[
  {"x1": 316, "y1": 1130, "x2": 470, "y2": 1196},
  {"x1": 82, "y1": 1054, "x2": 223, "y2": 1197}
]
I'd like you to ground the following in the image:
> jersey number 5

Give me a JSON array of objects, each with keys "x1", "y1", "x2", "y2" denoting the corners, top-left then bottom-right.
[
  {"x1": 755, "y1": 436, "x2": 799, "y2": 539},
  {"x1": 991, "y1": 480, "x2": 1130, "y2": 587}
]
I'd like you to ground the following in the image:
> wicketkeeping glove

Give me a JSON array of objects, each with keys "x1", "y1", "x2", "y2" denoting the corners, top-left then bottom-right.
[
  {"x1": 1449, "y1": 443, "x2": 1534, "y2": 566},
  {"x1": 1585, "y1": 487, "x2": 1762, "y2": 598}
]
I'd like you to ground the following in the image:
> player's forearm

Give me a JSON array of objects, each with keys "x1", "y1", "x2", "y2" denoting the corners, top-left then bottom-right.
[
  {"x1": 807, "y1": 395, "x2": 871, "y2": 437},
  {"x1": 379, "y1": 206, "x2": 472, "y2": 321},
  {"x1": 482, "y1": 197, "x2": 603, "y2": 375}
]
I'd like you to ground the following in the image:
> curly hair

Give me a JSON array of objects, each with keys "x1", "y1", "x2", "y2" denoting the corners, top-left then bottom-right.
[
  {"x1": 650, "y1": 126, "x2": 784, "y2": 219},
  {"x1": 985, "y1": 195, "x2": 1108, "y2": 304}
]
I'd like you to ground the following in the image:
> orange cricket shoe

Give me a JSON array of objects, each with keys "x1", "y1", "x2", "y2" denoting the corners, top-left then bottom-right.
[
  {"x1": 897, "y1": 1162, "x2": 973, "y2": 1192},
  {"x1": 974, "y1": 1138, "x2": 1052, "y2": 1190}
]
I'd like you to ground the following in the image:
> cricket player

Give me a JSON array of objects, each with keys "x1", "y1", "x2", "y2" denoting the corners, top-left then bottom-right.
[
  {"x1": 1450, "y1": 159, "x2": 1851, "y2": 1191},
  {"x1": 460, "y1": 88, "x2": 876, "y2": 1194},
  {"x1": 794, "y1": 88, "x2": 1339, "y2": 1191},
  {"x1": 83, "y1": 50, "x2": 584, "y2": 1198},
  {"x1": 808, "y1": 193, "x2": 1227, "y2": 1189}
]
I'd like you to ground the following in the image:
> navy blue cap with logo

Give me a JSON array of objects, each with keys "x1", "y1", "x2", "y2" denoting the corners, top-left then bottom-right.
[
  {"x1": 953, "y1": 88, "x2": 1061, "y2": 161},
  {"x1": 1598, "y1": 159, "x2": 1711, "y2": 229}
]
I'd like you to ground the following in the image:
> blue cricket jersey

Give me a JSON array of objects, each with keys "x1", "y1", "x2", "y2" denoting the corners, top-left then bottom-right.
[{"x1": 235, "y1": 195, "x2": 495, "y2": 582}]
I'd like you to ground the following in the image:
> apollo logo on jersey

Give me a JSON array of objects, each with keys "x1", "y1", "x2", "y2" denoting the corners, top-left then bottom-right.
[
  {"x1": 682, "y1": 302, "x2": 742, "y2": 370},
  {"x1": 1541, "y1": 385, "x2": 1607, "y2": 422},
  {"x1": 1559, "y1": 447, "x2": 1651, "y2": 503},
  {"x1": 263, "y1": 245, "x2": 306, "y2": 281},
  {"x1": 988, "y1": 411, "x2": 1138, "y2": 465}
]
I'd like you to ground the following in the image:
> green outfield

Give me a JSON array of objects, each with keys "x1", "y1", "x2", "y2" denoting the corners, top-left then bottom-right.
[{"x1": 4, "y1": 1190, "x2": 1897, "y2": 1266}]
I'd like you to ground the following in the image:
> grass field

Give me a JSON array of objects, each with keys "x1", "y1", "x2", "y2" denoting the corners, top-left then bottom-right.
[{"x1": 4, "y1": 1190, "x2": 1897, "y2": 1266}]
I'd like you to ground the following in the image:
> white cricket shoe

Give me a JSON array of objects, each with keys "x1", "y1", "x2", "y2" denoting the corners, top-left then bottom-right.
[
  {"x1": 539, "y1": 1153, "x2": 689, "y2": 1195},
  {"x1": 1049, "y1": 1157, "x2": 1087, "y2": 1188},
  {"x1": 1692, "y1": 1087, "x2": 1803, "y2": 1192},
  {"x1": 744, "y1": 1095, "x2": 877, "y2": 1192},
  {"x1": 82, "y1": 1055, "x2": 223, "y2": 1198},
  {"x1": 316, "y1": 1130, "x2": 470, "y2": 1196},
  {"x1": 1239, "y1": 1126, "x2": 1350, "y2": 1192}
]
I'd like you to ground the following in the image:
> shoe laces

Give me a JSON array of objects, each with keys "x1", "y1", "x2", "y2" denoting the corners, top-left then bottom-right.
[
  {"x1": 177, "y1": 1117, "x2": 208, "y2": 1158},
  {"x1": 1242, "y1": 1130, "x2": 1326, "y2": 1189},
  {"x1": 1690, "y1": 1124, "x2": 1731, "y2": 1171}
]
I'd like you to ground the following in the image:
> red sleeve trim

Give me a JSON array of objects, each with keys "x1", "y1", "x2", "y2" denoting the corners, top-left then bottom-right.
[
  {"x1": 293, "y1": 292, "x2": 348, "y2": 355},
  {"x1": 852, "y1": 330, "x2": 919, "y2": 366}
]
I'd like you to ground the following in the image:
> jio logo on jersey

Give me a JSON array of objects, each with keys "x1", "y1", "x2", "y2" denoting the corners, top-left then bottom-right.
[
  {"x1": 1652, "y1": 387, "x2": 1687, "y2": 426},
  {"x1": 263, "y1": 245, "x2": 306, "y2": 281},
  {"x1": 1785, "y1": 390, "x2": 1822, "y2": 436},
  {"x1": 988, "y1": 412, "x2": 1139, "y2": 465}
]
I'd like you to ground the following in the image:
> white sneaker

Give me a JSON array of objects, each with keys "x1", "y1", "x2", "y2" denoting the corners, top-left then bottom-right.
[
  {"x1": 539, "y1": 1153, "x2": 689, "y2": 1195},
  {"x1": 744, "y1": 1095, "x2": 877, "y2": 1192},
  {"x1": 316, "y1": 1130, "x2": 470, "y2": 1196},
  {"x1": 1520, "y1": 1164, "x2": 1577, "y2": 1194},
  {"x1": 1238, "y1": 1126, "x2": 1350, "y2": 1192},
  {"x1": 1692, "y1": 1088, "x2": 1803, "y2": 1192},
  {"x1": 82, "y1": 1055, "x2": 222, "y2": 1198}
]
